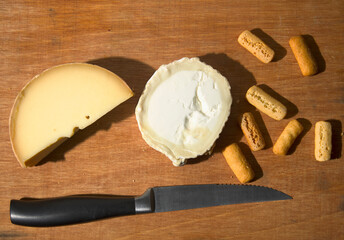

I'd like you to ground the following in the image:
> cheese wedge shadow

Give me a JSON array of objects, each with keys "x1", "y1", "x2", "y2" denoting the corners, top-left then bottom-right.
[
  {"x1": 9, "y1": 63, "x2": 133, "y2": 167},
  {"x1": 24, "y1": 127, "x2": 79, "y2": 167}
]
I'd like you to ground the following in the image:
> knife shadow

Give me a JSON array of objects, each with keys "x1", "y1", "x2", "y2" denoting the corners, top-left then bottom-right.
[
  {"x1": 187, "y1": 53, "x2": 257, "y2": 165},
  {"x1": 37, "y1": 57, "x2": 155, "y2": 166}
]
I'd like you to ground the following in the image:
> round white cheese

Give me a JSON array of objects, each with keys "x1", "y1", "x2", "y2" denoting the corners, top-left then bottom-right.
[{"x1": 135, "y1": 57, "x2": 232, "y2": 166}]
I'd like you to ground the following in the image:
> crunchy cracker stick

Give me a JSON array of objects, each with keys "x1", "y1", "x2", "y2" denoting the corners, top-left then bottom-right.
[
  {"x1": 238, "y1": 30, "x2": 275, "y2": 63},
  {"x1": 273, "y1": 119, "x2": 304, "y2": 155},
  {"x1": 222, "y1": 143, "x2": 255, "y2": 183},
  {"x1": 289, "y1": 35, "x2": 318, "y2": 76},
  {"x1": 239, "y1": 112, "x2": 266, "y2": 151},
  {"x1": 315, "y1": 121, "x2": 332, "y2": 161},
  {"x1": 246, "y1": 85, "x2": 287, "y2": 121}
]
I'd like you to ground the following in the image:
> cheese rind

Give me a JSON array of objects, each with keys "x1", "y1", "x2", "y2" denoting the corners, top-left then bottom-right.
[
  {"x1": 10, "y1": 63, "x2": 133, "y2": 167},
  {"x1": 135, "y1": 57, "x2": 232, "y2": 166}
]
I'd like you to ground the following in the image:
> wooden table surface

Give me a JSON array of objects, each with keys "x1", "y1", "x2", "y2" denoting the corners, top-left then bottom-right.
[{"x1": 0, "y1": 0, "x2": 343, "y2": 239}]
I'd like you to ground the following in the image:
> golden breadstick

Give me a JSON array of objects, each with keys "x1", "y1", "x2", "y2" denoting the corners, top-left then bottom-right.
[
  {"x1": 222, "y1": 143, "x2": 255, "y2": 183},
  {"x1": 273, "y1": 119, "x2": 304, "y2": 155},
  {"x1": 246, "y1": 85, "x2": 287, "y2": 120},
  {"x1": 289, "y1": 36, "x2": 318, "y2": 76},
  {"x1": 239, "y1": 112, "x2": 265, "y2": 151},
  {"x1": 315, "y1": 121, "x2": 332, "y2": 161},
  {"x1": 238, "y1": 30, "x2": 275, "y2": 63}
]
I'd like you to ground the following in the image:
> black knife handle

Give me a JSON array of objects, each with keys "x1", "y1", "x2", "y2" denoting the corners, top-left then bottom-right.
[{"x1": 10, "y1": 196, "x2": 136, "y2": 227}]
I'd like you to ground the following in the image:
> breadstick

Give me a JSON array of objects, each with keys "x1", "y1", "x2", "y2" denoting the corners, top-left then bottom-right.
[
  {"x1": 289, "y1": 36, "x2": 318, "y2": 76},
  {"x1": 315, "y1": 121, "x2": 332, "y2": 161},
  {"x1": 246, "y1": 85, "x2": 287, "y2": 120},
  {"x1": 222, "y1": 143, "x2": 255, "y2": 183},
  {"x1": 238, "y1": 30, "x2": 275, "y2": 63},
  {"x1": 273, "y1": 119, "x2": 304, "y2": 155},
  {"x1": 239, "y1": 112, "x2": 265, "y2": 151}
]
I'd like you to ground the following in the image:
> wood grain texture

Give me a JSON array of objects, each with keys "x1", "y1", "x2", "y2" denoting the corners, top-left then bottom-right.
[{"x1": 0, "y1": 0, "x2": 343, "y2": 239}]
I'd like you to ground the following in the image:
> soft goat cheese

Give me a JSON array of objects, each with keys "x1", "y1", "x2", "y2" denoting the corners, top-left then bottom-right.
[{"x1": 136, "y1": 57, "x2": 232, "y2": 166}]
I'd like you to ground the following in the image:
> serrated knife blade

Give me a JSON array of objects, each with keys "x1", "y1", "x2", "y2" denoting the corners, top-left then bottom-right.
[{"x1": 152, "y1": 184, "x2": 291, "y2": 213}]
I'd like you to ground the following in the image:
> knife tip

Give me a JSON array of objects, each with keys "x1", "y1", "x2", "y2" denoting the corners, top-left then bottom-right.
[{"x1": 280, "y1": 192, "x2": 293, "y2": 200}]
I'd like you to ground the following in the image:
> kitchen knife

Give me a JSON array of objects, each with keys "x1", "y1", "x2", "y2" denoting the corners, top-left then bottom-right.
[{"x1": 10, "y1": 184, "x2": 291, "y2": 227}]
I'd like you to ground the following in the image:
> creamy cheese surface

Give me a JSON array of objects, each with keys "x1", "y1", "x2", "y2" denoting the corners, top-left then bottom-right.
[
  {"x1": 148, "y1": 70, "x2": 221, "y2": 145},
  {"x1": 136, "y1": 57, "x2": 232, "y2": 166}
]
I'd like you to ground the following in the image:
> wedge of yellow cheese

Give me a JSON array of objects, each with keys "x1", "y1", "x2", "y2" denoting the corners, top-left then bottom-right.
[{"x1": 10, "y1": 63, "x2": 133, "y2": 167}]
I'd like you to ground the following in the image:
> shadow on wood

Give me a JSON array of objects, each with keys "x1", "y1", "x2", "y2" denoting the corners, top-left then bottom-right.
[
  {"x1": 187, "y1": 151, "x2": 213, "y2": 165},
  {"x1": 251, "y1": 28, "x2": 287, "y2": 62},
  {"x1": 288, "y1": 118, "x2": 312, "y2": 155},
  {"x1": 327, "y1": 119, "x2": 342, "y2": 159},
  {"x1": 192, "y1": 53, "x2": 257, "y2": 159},
  {"x1": 302, "y1": 34, "x2": 326, "y2": 74},
  {"x1": 258, "y1": 84, "x2": 298, "y2": 119},
  {"x1": 41, "y1": 54, "x2": 256, "y2": 167},
  {"x1": 38, "y1": 57, "x2": 155, "y2": 166},
  {"x1": 237, "y1": 142, "x2": 263, "y2": 181}
]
